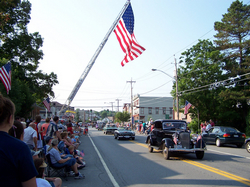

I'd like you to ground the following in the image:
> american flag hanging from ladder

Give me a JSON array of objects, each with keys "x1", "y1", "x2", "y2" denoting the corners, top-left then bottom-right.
[{"x1": 114, "y1": 3, "x2": 145, "y2": 67}]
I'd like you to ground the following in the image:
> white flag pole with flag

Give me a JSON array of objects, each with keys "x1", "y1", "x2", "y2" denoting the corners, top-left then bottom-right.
[
  {"x1": 0, "y1": 62, "x2": 11, "y2": 94},
  {"x1": 184, "y1": 100, "x2": 192, "y2": 115},
  {"x1": 43, "y1": 97, "x2": 51, "y2": 112}
]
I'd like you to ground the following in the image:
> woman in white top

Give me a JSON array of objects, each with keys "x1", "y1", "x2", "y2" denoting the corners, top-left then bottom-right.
[{"x1": 34, "y1": 158, "x2": 62, "y2": 187}]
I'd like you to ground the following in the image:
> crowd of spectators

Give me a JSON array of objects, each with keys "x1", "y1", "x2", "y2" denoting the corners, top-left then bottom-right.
[
  {"x1": 200, "y1": 119, "x2": 215, "y2": 133},
  {"x1": 0, "y1": 94, "x2": 86, "y2": 187}
]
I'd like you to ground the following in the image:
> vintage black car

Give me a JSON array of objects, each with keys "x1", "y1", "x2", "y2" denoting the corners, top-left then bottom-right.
[
  {"x1": 103, "y1": 124, "x2": 118, "y2": 134},
  {"x1": 202, "y1": 126, "x2": 246, "y2": 147},
  {"x1": 146, "y1": 119, "x2": 206, "y2": 160},
  {"x1": 114, "y1": 127, "x2": 135, "y2": 140},
  {"x1": 246, "y1": 138, "x2": 250, "y2": 153}
]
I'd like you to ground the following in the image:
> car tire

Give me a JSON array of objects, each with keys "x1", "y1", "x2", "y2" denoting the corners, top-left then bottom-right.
[
  {"x1": 132, "y1": 137, "x2": 135, "y2": 140},
  {"x1": 163, "y1": 144, "x2": 170, "y2": 160},
  {"x1": 196, "y1": 151, "x2": 204, "y2": 159},
  {"x1": 147, "y1": 139, "x2": 153, "y2": 153},
  {"x1": 246, "y1": 141, "x2": 250, "y2": 153},
  {"x1": 216, "y1": 138, "x2": 221, "y2": 147}
]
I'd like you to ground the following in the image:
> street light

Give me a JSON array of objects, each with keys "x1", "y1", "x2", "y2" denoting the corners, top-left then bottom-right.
[{"x1": 152, "y1": 63, "x2": 179, "y2": 120}]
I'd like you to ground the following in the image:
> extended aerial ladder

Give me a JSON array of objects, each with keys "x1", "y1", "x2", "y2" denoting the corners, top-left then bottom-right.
[{"x1": 58, "y1": 0, "x2": 131, "y2": 115}]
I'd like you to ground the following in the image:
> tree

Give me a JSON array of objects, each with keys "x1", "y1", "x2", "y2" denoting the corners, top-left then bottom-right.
[
  {"x1": 214, "y1": 0, "x2": 250, "y2": 131},
  {"x1": 115, "y1": 111, "x2": 130, "y2": 125},
  {"x1": 100, "y1": 110, "x2": 108, "y2": 119},
  {"x1": 172, "y1": 39, "x2": 226, "y2": 126},
  {"x1": 0, "y1": 0, "x2": 58, "y2": 117}
]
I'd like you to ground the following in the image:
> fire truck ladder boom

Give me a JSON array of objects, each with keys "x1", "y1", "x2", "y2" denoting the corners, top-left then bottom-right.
[{"x1": 59, "y1": 0, "x2": 130, "y2": 115}]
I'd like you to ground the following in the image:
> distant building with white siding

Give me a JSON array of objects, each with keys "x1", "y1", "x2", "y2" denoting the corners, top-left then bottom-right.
[{"x1": 132, "y1": 94, "x2": 173, "y2": 123}]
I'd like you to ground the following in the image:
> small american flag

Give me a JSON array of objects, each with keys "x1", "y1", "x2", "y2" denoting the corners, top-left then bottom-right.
[
  {"x1": 114, "y1": 3, "x2": 145, "y2": 67},
  {"x1": 80, "y1": 150, "x2": 85, "y2": 157},
  {"x1": 184, "y1": 100, "x2": 192, "y2": 115},
  {"x1": 173, "y1": 135, "x2": 177, "y2": 145},
  {"x1": 43, "y1": 97, "x2": 51, "y2": 112},
  {"x1": 0, "y1": 62, "x2": 11, "y2": 94}
]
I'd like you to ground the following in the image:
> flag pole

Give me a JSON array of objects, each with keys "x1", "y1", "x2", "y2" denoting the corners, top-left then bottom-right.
[{"x1": 59, "y1": 0, "x2": 131, "y2": 115}]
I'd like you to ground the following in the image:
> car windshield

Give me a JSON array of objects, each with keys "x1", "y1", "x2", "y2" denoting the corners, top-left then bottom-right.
[
  {"x1": 106, "y1": 125, "x2": 116, "y2": 128},
  {"x1": 220, "y1": 127, "x2": 239, "y2": 133},
  {"x1": 118, "y1": 127, "x2": 131, "y2": 131},
  {"x1": 162, "y1": 122, "x2": 186, "y2": 130}
]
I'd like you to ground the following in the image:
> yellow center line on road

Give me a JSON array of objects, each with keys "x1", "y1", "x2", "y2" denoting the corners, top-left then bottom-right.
[
  {"x1": 130, "y1": 140, "x2": 250, "y2": 186},
  {"x1": 182, "y1": 159, "x2": 250, "y2": 186}
]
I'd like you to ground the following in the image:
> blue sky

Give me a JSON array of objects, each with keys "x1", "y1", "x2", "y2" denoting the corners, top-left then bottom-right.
[{"x1": 27, "y1": 0, "x2": 249, "y2": 111}]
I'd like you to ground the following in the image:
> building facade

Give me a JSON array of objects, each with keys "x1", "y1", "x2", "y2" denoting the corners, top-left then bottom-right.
[{"x1": 132, "y1": 94, "x2": 173, "y2": 123}]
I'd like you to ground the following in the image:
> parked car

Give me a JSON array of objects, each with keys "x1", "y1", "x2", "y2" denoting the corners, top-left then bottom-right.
[
  {"x1": 245, "y1": 138, "x2": 250, "y2": 153},
  {"x1": 202, "y1": 126, "x2": 246, "y2": 147},
  {"x1": 146, "y1": 119, "x2": 206, "y2": 160},
  {"x1": 114, "y1": 127, "x2": 135, "y2": 140},
  {"x1": 103, "y1": 124, "x2": 117, "y2": 134}
]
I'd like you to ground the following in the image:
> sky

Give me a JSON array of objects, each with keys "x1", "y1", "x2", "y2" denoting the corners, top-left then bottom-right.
[{"x1": 27, "y1": 0, "x2": 249, "y2": 112}]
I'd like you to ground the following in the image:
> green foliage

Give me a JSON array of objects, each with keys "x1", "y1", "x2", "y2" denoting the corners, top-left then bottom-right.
[
  {"x1": 171, "y1": 1, "x2": 250, "y2": 132},
  {"x1": 214, "y1": 0, "x2": 250, "y2": 131},
  {"x1": 172, "y1": 39, "x2": 225, "y2": 123},
  {"x1": 115, "y1": 111, "x2": 130, "y2": 124},
  {"x1": 246, "y1": 110, "x2": 250, "y2": 136},
  {"x1": 0, "y1": 0, "x2": 59, "y2": 118},
  {"x1": 188, "y1": 120, "x2": 199, "y2": 134},
  {"x1": 100, "y1": 110, "x2": 108, "y2": 119}
]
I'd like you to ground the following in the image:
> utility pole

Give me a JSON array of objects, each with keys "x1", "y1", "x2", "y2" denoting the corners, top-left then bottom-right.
[
  {"x1": 105, "y1": 102, "x2": 114, "y2": 122},
  {"x1": 127, "y1": 78, "x2": 136, "y2": 130},
  {"x1": 116, "y1": 99, "x2": 122, "y2": 112},
  {"x1": 105, "y1": 102, "x2": 114, "y2": 111},
  {"x1": 175, "y1": 57, "x2": 179, "y2": 120}
]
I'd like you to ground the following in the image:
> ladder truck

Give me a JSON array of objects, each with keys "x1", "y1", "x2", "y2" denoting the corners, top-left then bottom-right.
[{"x1": 58, "y1": 1, "x2": 131, "y2": 115}]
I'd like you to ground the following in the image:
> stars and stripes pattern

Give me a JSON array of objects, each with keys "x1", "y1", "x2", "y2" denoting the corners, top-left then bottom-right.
[
  {"x1": 43, "y1": 97, "x2": 51, "y2": 112},
  {"x1": 0, "y1": 62, "x2": 11, "y2": 94},
  {"x1": 80, "y1": 150, "x2": 85, "y2": 157},
  {"x1": 184, "y1": 100, "x2": 192, "y2": 115},
  {"x1": 114, "y1": 3, "x2": 145, "y2": 66}
]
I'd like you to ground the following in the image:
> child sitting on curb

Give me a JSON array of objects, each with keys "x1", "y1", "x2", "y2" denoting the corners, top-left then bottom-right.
[{"x1": 67, "y1": 146, "x2": 85, "y2": 170}]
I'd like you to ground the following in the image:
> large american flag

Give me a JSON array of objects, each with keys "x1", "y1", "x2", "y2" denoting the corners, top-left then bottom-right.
[
  {"x1": 43, "y1": 97, "x2": 51, "y2": 112},
  {"x1": 114, "y1": 3, "x2": 145, "y2": 66},
  {"x1": 184, "y1": 100, "x2": 192, "y2": 115},
  {"x1": 0, "y1": 62, "x2": 11, "y2": 94}
]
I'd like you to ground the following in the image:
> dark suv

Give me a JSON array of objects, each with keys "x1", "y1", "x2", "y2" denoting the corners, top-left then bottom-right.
[{"x1": 146, "y1": 119, "x2": 206, "y2": 160}]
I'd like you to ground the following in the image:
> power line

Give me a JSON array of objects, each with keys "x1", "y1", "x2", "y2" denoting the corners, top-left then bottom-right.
[{"x1": 179, "y1": 72, "x2": 250, "y2": 95}]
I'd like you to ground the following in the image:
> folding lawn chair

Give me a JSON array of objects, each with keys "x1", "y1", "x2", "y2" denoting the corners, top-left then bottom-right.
[{"x1": 45, "y1": 153, "x2": 69, "y2": 181}]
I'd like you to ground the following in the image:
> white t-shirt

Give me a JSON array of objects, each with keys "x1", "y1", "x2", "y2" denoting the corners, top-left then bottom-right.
[
  {"x1": 206, "y1": 124, "x2": 212, "y2": 131},
  {"x1": 23, "y1": 126, "x2": 37, "y2": 146},
  {"x1": 36, "y1": 178, "x2": 52, "y2": 187}
]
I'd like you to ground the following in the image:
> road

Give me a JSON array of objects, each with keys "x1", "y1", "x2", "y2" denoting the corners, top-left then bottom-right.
[{"x1": 62, "y1": 127, "x2": 250, "y2": 187}]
